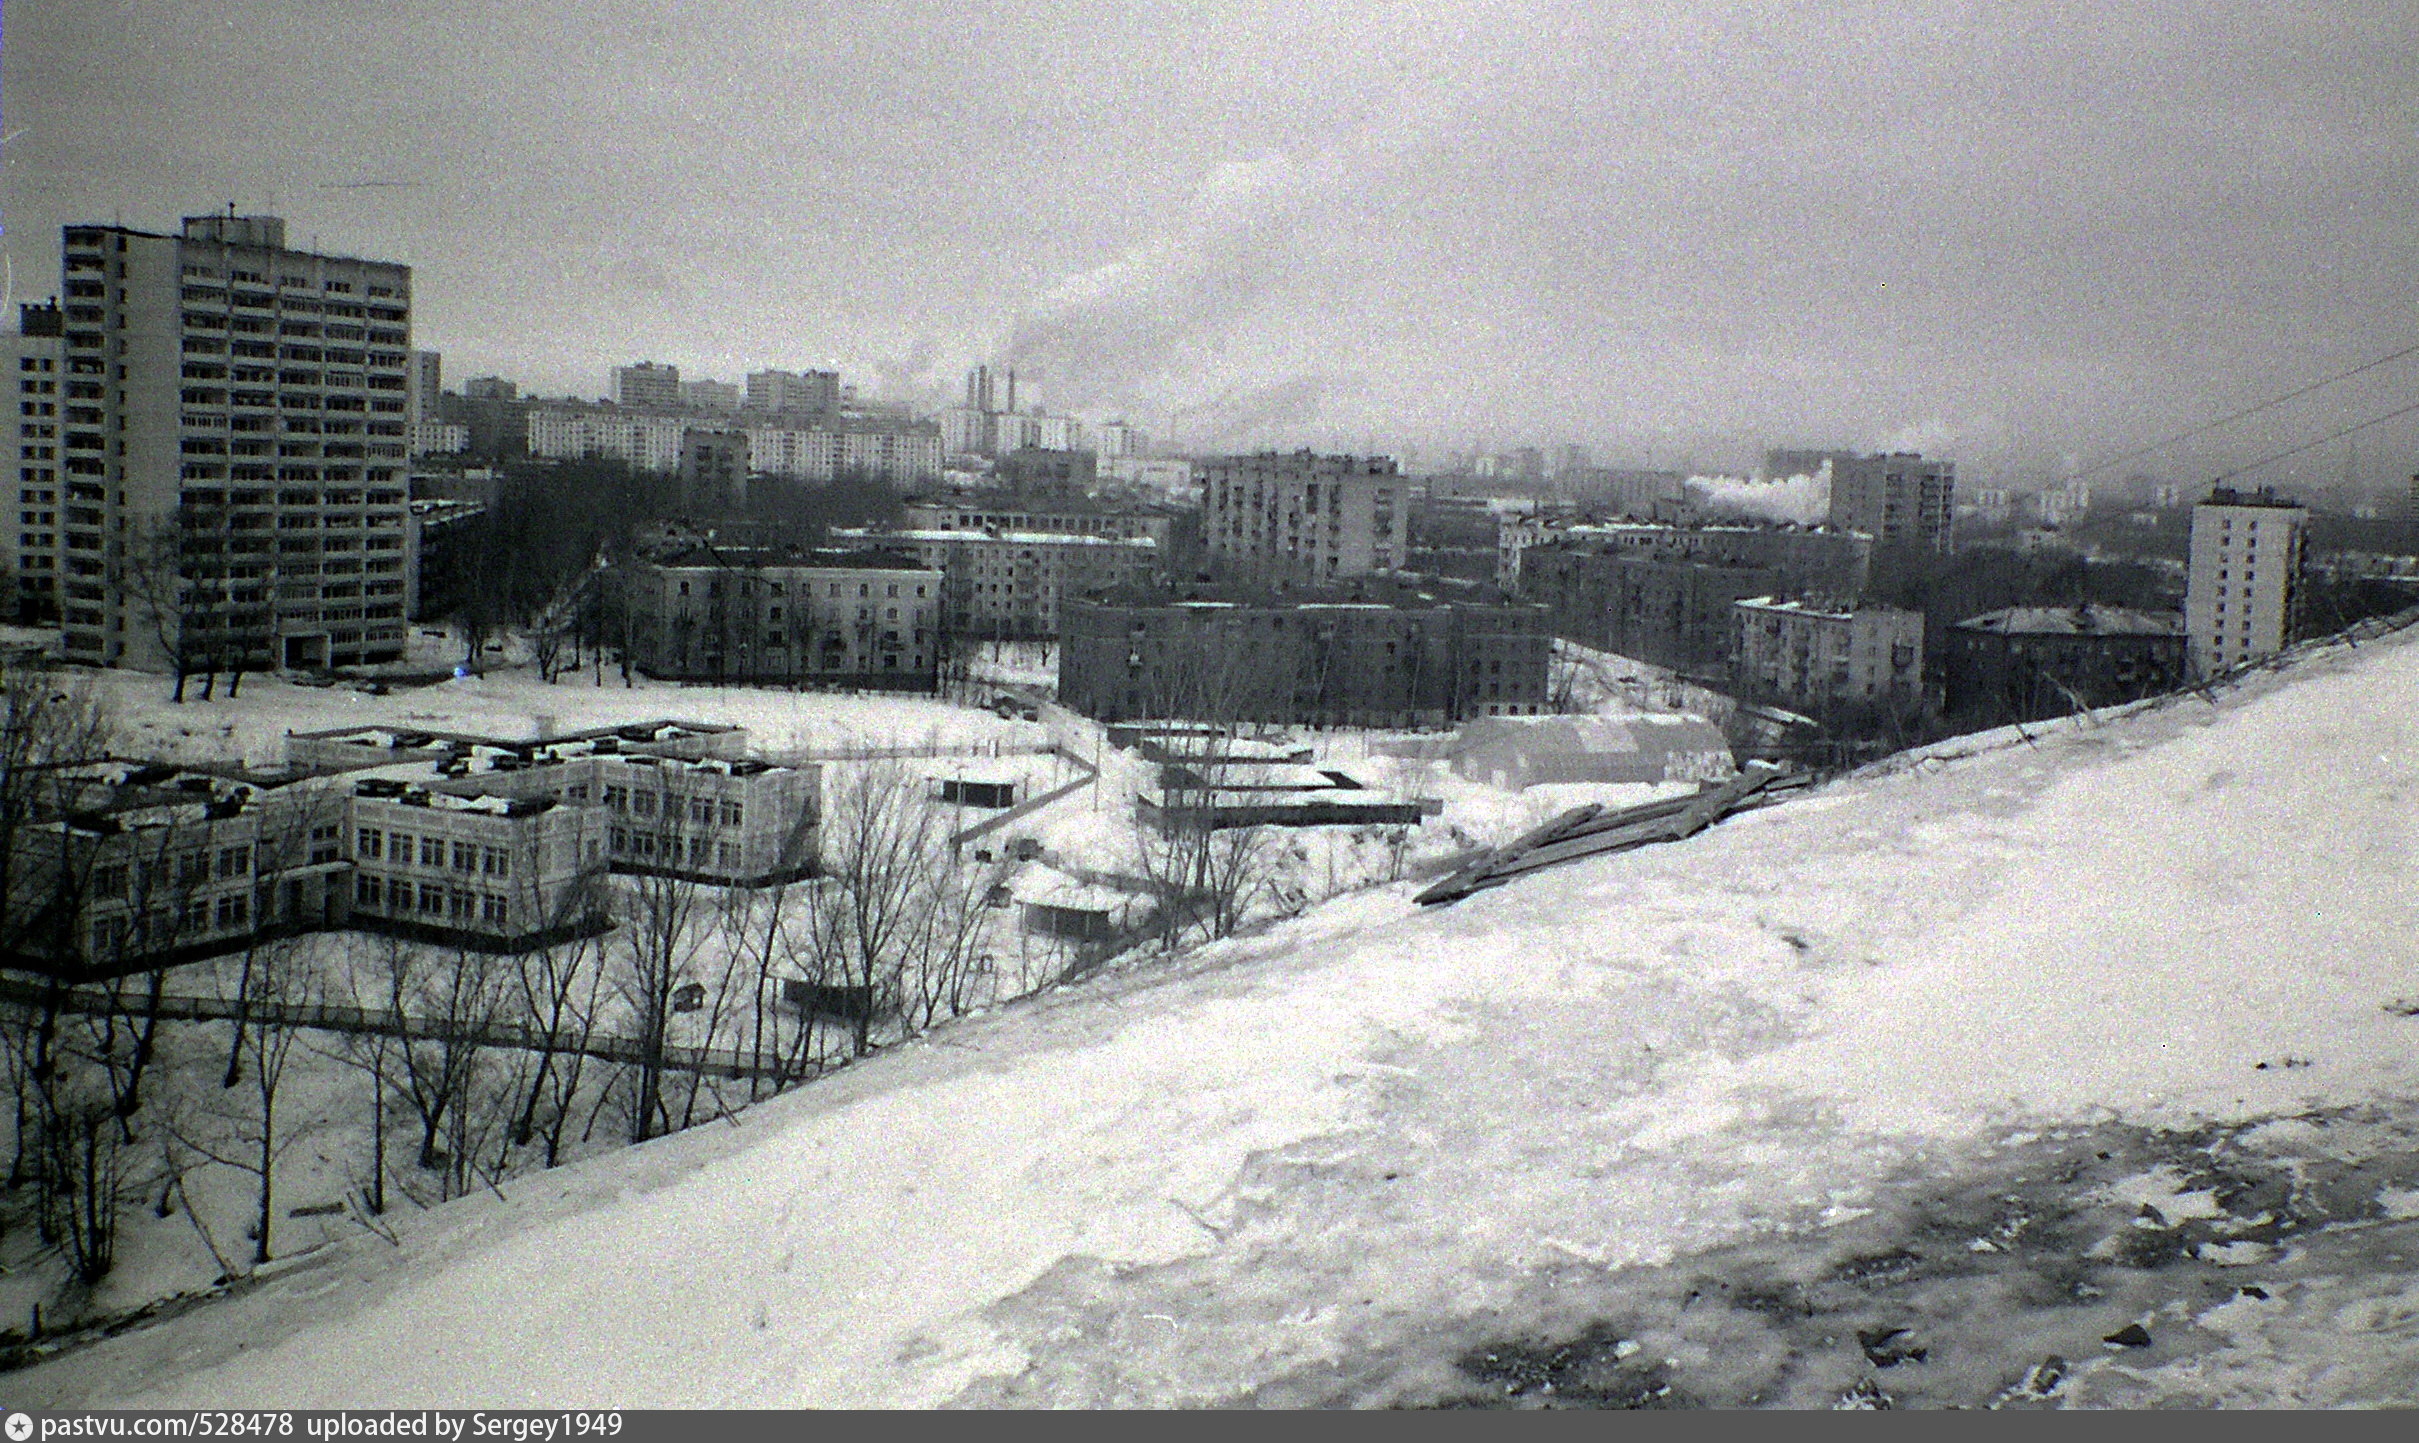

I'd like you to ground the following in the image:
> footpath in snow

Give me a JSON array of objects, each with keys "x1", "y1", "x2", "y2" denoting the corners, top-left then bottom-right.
[{"x1": 15, "y1": 625, "x2": 2419, "y2": 1408}]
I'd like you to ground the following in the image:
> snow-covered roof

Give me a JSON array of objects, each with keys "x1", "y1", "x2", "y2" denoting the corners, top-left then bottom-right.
[{"x1": 1954, "y1": 606, "x2": 2183, "y2": 637}]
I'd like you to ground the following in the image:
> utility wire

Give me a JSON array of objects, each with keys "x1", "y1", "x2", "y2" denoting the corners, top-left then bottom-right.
[
  {"x1": 2210, "y1": 397, "x2": 2419, "y2": 485},
  {"x1": 2072, "y1": 338, "x2": 2419, "y2": 482}
]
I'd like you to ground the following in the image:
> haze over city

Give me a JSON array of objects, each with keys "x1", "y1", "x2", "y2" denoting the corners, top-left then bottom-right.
[{"x1": 8, "y1": 0, "x2": 2417, "y2": 484}]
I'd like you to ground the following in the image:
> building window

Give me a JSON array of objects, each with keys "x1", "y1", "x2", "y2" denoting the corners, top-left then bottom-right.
[
  {"x1": 357, "y1": 827, "x2": 382, "y2": 859},
  {"x1": 420, "y1": 835, "x2": 443, "y2": 867}
]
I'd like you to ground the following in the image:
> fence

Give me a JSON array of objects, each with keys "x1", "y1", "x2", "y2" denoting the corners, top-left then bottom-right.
[{"x1": 0, "y1": 974, "x2": 820, "y2": 1084}]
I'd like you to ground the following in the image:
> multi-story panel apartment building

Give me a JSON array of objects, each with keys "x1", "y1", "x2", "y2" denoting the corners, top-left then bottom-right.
[
  {"x1": 746, "y1": 419, "x2": 943, "y2": 485},
  {"x1": 1827, "y1": 452, "x2": 1956, "y2": 553},
  {"x1": 1731, "y1": 598, "x2": 1924, "y2": 714},
  {"x1": 408, "y1": 350, "x2": 442, "y2": 420},
  {"x1": 611, "y1": 361, "x2": 681, "y2": 409},
  {"x1": 744, "y1": 368, "x2": 839, "y2": 416},
  {"x1": 56, "y1": 216, "x2": 412, "y2": 671},
  {"x1": 831, "y1": 527, "x2": 1157, "y2": 639},
  {"x1": 1059, "y1": 592, "x2": 1552, "y2": 727},
  {"x1": 2184, "y1": 486, "x2": 2306, "y2": 677},
  {"x1": 681, "y1": 378, "x2": 740, "y2": 414},
  {"x1": 619, "y1": 546, "x2": 943, "y2": 688},
  {"x1": 5, "y1": 302, "x2": 65, "y2": 621},
  {"x1": 524, "y1": 404, "x2": 942, "y2": 486},
  {"x1": 1520, "y1": 548, "x2": 1768, "y2": 675},
  {"x1": 525, "y1": 407, "x2": 690, "y2": 472},
  {"x1": 1516, "y1": 522, "x2": 1872, "y2": 601},
  {"x1": 1198, "y1": 451, "x2": 1410, "y2": 583}
]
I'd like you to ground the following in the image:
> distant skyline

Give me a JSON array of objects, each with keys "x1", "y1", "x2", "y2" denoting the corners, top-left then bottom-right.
[{"x1": 7, "y1": 1, "x2": 2417, "y2": 488}]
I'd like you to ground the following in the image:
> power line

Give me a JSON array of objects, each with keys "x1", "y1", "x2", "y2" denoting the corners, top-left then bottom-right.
[
  {"x1": 2074, "y1": 338, "x2": 2419, "y2": 482},
  {"x1": 2211, "y1": 397, "x2": 2419, "y2": 485}
]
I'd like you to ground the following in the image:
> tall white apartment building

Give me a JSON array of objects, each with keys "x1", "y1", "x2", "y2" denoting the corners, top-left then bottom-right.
[
  {"x1": 611, "y1": 361, "x2": 681, "y2": 409},
  {"x1": 56, "y1": 216, "x2": 413, "y2": 670},
  {"x1": 2185, "y1": 486, "x2": 2306, "y2": 676},
  {"x1": 1198, "y1": 451, "x2": 1410, "y2": 582},
  {"x1": 5, "y1": 301, "x2": 65, "y2": 622}
]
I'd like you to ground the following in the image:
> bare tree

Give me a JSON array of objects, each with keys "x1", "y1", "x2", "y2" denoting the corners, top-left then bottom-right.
[
  {"x1": 803, "y1": 759, "x2": 953, "y2": 1057},
  {"x1": 612, "y1": 854, "x2": 710, "y2": 1143},
  {"x1": 165, "y1": 937, "x2": 314, "y2": 1267},
  {"x1": 115, "y1": 515, "x2": 207, "y2": 703},
  {"x1": 505, "y1": 932, "x2": 608, "y2": 1169},
  {"x1": 1122, "y1": 631, "x2": 1288, "y2": 951}
]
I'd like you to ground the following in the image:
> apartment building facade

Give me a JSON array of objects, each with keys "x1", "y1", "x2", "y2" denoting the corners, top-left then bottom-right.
[
  {"x1": 1731, "y1": 598, "x2": 1924, "y2": 714},
  {"x1": 1827, "y1": 452, "x2": 1956, "y2": 553},
  {"x1": 56, "y1": 216, "x2": 413, "y2": 671},
  {"x1": 5, "y1": 302, "x2": 64, "y2": 621},
  {"x1": 901, "y1": 494, "x2": 1175, "y2": 551},
  {"x1": 831, "y1": 527, "x2": 1157, "y2": 639},
  {"x1": 1198, "y1": 452, "x2": 1410, "y2": 583},
  {"x1": 611, "y1": 362, "x2": 682, "y2": 409},
  {"x1": 524, "y1": 405, "x2": 943, "y2": 486},
  {"x1": 745, "y1": 368, "x2": 839, "y2": 416},
  {"x1": 2184, "y1": 486, "x2": 2306, "y2": 677},
  {"x1": 1512, "y1": 522, "x2": 1872, "y2": 602},
  {"x1": 1520, "y1": 548, "x2": 1768, "y2": 675},
  {"x1": 1059, "y1": 593, "x2": 1552, "y2": 727},
  {"x1": 618, "y1": 546, "x2": 944, "y2": 688},
  {"x1": 1943, "y1": 605, "x2": 2187, "y2": 724}
]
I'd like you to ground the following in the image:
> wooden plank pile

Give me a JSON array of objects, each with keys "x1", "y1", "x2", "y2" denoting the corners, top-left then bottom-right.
[{"x1": 1413, "y1": 761, "x2": 1812, "y2": 907}]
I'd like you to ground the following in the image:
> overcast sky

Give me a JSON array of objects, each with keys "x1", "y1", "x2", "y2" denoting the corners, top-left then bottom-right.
[{"x1": 6, "y1": 1, "x2": 2416, "y2": 484}]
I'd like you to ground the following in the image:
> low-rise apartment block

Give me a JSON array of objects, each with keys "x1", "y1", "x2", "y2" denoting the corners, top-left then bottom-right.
[
  {"x1": 1943, "y1": 605, "x2": 2187, "y2": 725},
  {"x1": 1520, "y1": 548, "x2": 1768, "y2": 675},
  {"x1": 1059, "y1": 590, "x2": 1551, "y2": 727},
  {"x1": 617, "y1": 547, "x2": 943, "y2": 688},
  {"x1": 288, "y1": 719, "x2": 818, "y2": 887},
  {"x1": 830, "y1": 527, "x2": 1157, "y2": 639},
  {"x1": 345, "y1": 779, "x2": 607, "y2": 945},
  {"x1": 1731, "y1": 598, "x2": 1924, "y2": 713}
]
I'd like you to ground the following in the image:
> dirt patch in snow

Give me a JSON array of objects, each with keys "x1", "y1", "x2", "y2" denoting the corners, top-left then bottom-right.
[{"x1": 1225, "y1": 1108, "x2": 2419, "y2": 1409}]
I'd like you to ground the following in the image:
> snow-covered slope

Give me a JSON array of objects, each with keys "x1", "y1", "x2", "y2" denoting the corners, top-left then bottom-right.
[{"x1": 20, "y1": 627, "x2": 2419, "y2": 1408}]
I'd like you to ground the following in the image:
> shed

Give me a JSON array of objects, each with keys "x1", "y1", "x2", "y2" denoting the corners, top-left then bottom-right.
[{"x1": 1448, "y1": 714, "x2": 1734, "y2": 790}]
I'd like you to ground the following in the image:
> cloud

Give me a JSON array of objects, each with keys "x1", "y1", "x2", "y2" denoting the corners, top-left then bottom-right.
[{"x1": 1686, "y1": 467, "x2": 1831, "y2": 526}]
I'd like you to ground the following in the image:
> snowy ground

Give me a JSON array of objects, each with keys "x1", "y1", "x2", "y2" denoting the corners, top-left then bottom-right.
[
  {"x1": 77, "y1": 662, "x2": 1045, "y2": 772},
  {"x1": 15, "y1": 623, "x2": 2419, "y2": 1408}
]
